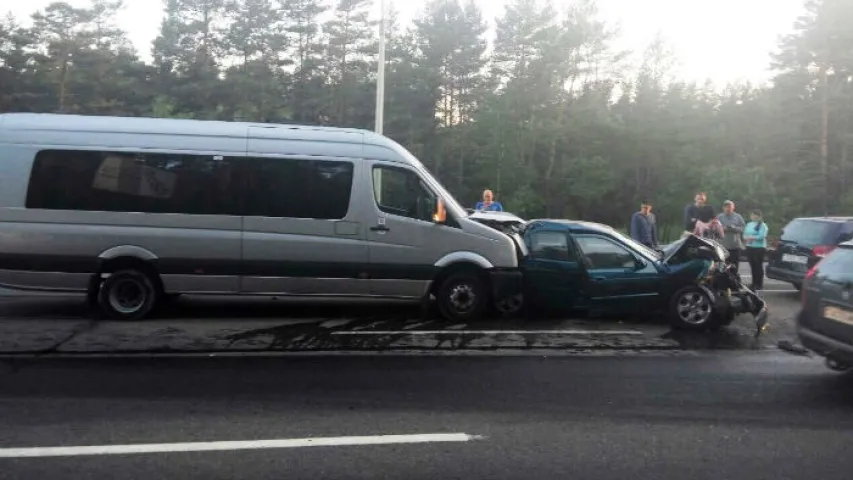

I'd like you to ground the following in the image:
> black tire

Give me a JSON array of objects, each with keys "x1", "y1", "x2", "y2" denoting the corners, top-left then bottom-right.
[
  {"x1": 97, "y1": 269, "x2": 160, "y2": 320},
  {"x1": 669, "y1": 286, "x2": 720, "y2": 330},
  {"x1": 436, "y1": 272, "x2": 490, "y2": 322},
  {"x1": 494, "y1": 293, "x2": 524, "y2": 317}
]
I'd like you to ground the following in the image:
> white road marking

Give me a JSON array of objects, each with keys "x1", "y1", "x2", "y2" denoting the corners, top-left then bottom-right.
[
  {"x1": 331, "y1": 330, "x2": 644, "y2": 336},
  {"x1": 0, "y1": 433, "x2": 482, "y2": 459}
]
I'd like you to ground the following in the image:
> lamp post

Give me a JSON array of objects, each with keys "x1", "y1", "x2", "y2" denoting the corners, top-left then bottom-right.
[{"x1": 375, "y1": 0, "x2": 386, "y2": 135}]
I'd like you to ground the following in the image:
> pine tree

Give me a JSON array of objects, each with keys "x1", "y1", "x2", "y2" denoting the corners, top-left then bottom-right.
[
  {"x1": 152, "y1": 0, "x2": 227, "y2": 118},
  {"x1": 324, "y1": 0, "x2": 377, "y2": 126},
  {"x1": 279, "y1": 0, "x2": 328, "y2": 123}
]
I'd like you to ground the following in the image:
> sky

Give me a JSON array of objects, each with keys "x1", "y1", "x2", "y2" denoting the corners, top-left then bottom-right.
[{"x1": 6, "y1": 0, "x2": 807, "y2": 87}]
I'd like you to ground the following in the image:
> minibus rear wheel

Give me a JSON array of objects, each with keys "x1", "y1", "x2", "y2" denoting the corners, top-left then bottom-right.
[
  {"x1": 436, "y1": 271, "x2": 490, "y2": 322},
  {"x1": 97, "y1": 269, "x2": 161, "y2": 320}
]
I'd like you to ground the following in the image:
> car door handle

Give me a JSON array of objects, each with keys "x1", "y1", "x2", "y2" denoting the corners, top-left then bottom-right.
[
  {"x1": 370, "y1": 225, "x2": 390, "y2": 232},
  {"x1": 591, "y1": 276, "x2": 606, "y2": 282}
]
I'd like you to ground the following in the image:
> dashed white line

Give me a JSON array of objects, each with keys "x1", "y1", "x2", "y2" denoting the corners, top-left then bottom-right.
[
  {"x1": 333, "y1": 330, "x2": 643, "y2": 336},
  {"x1": 0, "y1": 433, "x2": 483, "y2": 458}
]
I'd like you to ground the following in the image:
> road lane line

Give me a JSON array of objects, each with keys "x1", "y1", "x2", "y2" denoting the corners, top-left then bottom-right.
[
  {"x1": 0, "y1": 433, "x2": 483, "y2": 458},
  {"x1": 333, "y1": 330, "x2": 644, "y2": 336}
]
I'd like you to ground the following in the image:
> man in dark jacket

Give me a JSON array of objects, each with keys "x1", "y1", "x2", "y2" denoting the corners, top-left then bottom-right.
[
  {"x1": 630, "y1": 200, "x2": 658, "y2": 248},
  {"x1": 683, "y1": 191, "x2": 715, "y2": 232}
]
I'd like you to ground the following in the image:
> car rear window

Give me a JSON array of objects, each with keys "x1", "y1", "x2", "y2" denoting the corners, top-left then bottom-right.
[
  {"x1": 780, "y1": 219, "x2": 841, "y2": 246},
  {"x1": 816, "y1": 247, "x2": 853, "y2": 281}
]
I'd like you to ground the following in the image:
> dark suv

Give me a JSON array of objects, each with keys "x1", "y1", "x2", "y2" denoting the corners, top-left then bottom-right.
[
  {"x1": 767, "y1": 217, "x2": 853, "y2": 290},
  {"x1": 797, "y1": 241, "x2": 853, "y2": 371}
]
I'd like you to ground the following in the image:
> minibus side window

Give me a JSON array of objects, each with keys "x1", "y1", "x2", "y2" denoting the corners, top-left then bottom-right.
[
  {"x1": 243, "y1": 157, "x2": 354, "y2": 220},
  {"x1": 25, "y1": 149, "x2": 240, "y2": 215},
  {"x1": 372, "y1": 165, "x2": 436, "y2": 222}
]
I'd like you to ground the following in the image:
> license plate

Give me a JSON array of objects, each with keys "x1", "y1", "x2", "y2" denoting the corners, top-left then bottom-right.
[
  {"x1": 824, "y1": 305, "x2": 853, "y2": 325},
  {"x1": 782, "y1": 253, "x2": 808, "y2": 264}
]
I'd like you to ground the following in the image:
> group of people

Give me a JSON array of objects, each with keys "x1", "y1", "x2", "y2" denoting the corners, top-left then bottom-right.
[{"x1": 630, "y1": 192, "x2": 769, "y2": 290}]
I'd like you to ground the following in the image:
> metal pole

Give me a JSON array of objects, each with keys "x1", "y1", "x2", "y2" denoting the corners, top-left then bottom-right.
[{"x1": 375, "y1": 0, "x2": 386, "y2": 135}]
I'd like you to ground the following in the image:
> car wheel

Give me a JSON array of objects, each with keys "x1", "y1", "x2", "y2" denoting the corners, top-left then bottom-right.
[
  {"x1": 97, "y1": 269, "x2": 160, "y2": 320},
  {"x1": 494, "y1": 293, "x2": 524, "y2": 317},
  {"x1": 669, "y1": 286, "x2": 719, "y2": 330},
  {"x1": 436, "y1": 272, "x2": 489, "y2": 322}
]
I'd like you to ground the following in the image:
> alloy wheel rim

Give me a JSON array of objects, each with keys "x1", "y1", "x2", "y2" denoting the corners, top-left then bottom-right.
[
  {"x1": 676, "y1": 291, "x2": 711, "y2": 325},
  {"x1": 449, "y1": 284, "x2": 477, "y2": 312}
]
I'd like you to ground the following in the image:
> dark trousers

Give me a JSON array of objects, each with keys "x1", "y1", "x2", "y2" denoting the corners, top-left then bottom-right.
[
  {"x1": 726, "y1": 248, "x2": 741, "y2": 273},
  {"x1": 745, "y1": 247, "x2": 765, "y2": 289}
]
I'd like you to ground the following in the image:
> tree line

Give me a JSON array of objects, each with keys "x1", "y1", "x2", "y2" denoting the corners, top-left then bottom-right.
[{"x1": 2, "y1": 0, "x2": 853, "y2": 241}]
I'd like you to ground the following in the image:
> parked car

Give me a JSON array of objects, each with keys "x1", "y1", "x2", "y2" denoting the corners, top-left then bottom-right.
[
  {"x1": 797, "y1": 241, "x2": 853, "y2": 371},
  {"x1": 0, "y1": 113, "x2": 522, "y2": 321},
  {"x1": 767, "y1": 217, "x2": 853, "y2": 291},
  {"x1": 469, "y1": 215, "x2": 768, "y2": 331}
]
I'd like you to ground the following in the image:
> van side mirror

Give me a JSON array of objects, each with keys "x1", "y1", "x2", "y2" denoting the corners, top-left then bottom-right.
[
  {"x1": 433, "y1": 198, "x2": 447, "y2": 224},
  {"x1": 634, "y1": 257, "x2": 647, "y2": 270}
]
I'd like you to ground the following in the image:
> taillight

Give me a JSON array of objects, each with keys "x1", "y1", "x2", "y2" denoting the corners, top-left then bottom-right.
[
  {"x1": 806, "y1": 264, "x2": 819, "y2": 280},
  {"x1": 813, "y1": 245, "x2": 836, "y2": 257},
  {"x1": 803, "y1": 259, "x2": 826, "y2": 303}
]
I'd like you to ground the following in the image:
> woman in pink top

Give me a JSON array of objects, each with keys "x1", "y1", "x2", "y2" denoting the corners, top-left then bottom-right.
[{"x1": 694, "y1": 216, "x2": 725, "y2": 242}]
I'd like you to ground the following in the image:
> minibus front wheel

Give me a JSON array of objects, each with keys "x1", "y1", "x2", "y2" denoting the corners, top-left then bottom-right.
[
  {"x1": 435, "y1": 269, "x2": 490, "y2": 322},
  {"x1": 96, "y1": 268, "x2": 161, "y2": 321}
]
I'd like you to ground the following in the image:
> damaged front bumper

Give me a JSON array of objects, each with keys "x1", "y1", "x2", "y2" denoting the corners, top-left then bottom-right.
[{"x1": 706, "y1": 284, "x2": 769, "y2": 337}]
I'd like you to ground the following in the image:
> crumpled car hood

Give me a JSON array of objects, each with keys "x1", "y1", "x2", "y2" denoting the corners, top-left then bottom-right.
[
  {"x1": 662, "y1": 234, "x2": 729, "y2": 265},
  {"x1": 467, "y1": 210, "x2": 526, "y2": 234}
]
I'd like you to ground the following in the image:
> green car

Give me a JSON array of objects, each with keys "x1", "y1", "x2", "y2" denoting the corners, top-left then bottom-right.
[{"x1": 470, "y1": 212, "x2": 768, "y2": 331}]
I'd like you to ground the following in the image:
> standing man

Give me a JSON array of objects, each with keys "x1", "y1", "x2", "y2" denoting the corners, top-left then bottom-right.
[
  {"x1": 475, "y1": 189, "x2": 504, "y2": 212},
  {"x1": 717, "y1": 200, "x2": 746, "y2": 272},
  {"x1": 683, "y1": 192, "x2": 715, "y2": 233},
  {"x1": 630, "y1": 199, "x2": 658, "y2": 249}
]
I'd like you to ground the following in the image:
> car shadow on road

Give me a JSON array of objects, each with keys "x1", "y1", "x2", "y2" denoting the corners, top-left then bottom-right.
[{"x1": 0, "y1": 295, "x2": 780, "y2": 352}]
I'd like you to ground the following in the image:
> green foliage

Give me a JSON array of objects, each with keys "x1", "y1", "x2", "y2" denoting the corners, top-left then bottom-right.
[{"x1": 2, "y1": 0, "x2": 852, "y2": 232}]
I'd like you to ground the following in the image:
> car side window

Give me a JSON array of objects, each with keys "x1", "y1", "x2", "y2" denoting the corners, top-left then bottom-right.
[
  {"x1": 529, "y1": 231, "x2": 575, "y2": 262},
  {"x1": 372, "y1": 165, "x2": 436, "y2": 222},
  {"x1": 574, "y1": 236, "x2": 636, "y2": 269}
]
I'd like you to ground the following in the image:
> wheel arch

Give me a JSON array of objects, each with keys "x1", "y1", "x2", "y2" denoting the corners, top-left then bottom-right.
[
  {"x1": 429, "y1": 261, "x2": 491, "y2": 296},
  {"x1": 92, "y1": 246, "x2": 163, "y2": 293},
  {"x1": 434, "y1": 251, "x2": 494, "y2": 270}
]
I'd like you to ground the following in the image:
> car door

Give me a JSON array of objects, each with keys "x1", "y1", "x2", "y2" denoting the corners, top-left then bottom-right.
[
  {"x1": 365, "y1": 162, "x2": 441, "y2": 298},
  {"x1": 572, "y1": 234, "x2": 663, "y2": 313},
  {"x1": 520, "y1": 229, "x2": 583, "y2": 310}
]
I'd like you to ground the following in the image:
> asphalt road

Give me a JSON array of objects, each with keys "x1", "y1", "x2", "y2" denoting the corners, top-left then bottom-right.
[{"x1": 2, "y1": 352, "x2": 852, "y2": 480}]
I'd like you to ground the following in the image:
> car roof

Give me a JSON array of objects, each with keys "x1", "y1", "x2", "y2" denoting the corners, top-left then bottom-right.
[
  {"x1": 0, "y1": 112, "x2": 369, "y2": 137},
  {"x1": 789, "y1": 216, "x2": 853, "y2": 223},
  {"x1": 527, "y1": 219, "x2": 616, "y2": 234},
  {"x1": 0, "y1": 113, "x2": 420, "y2": 165}
]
